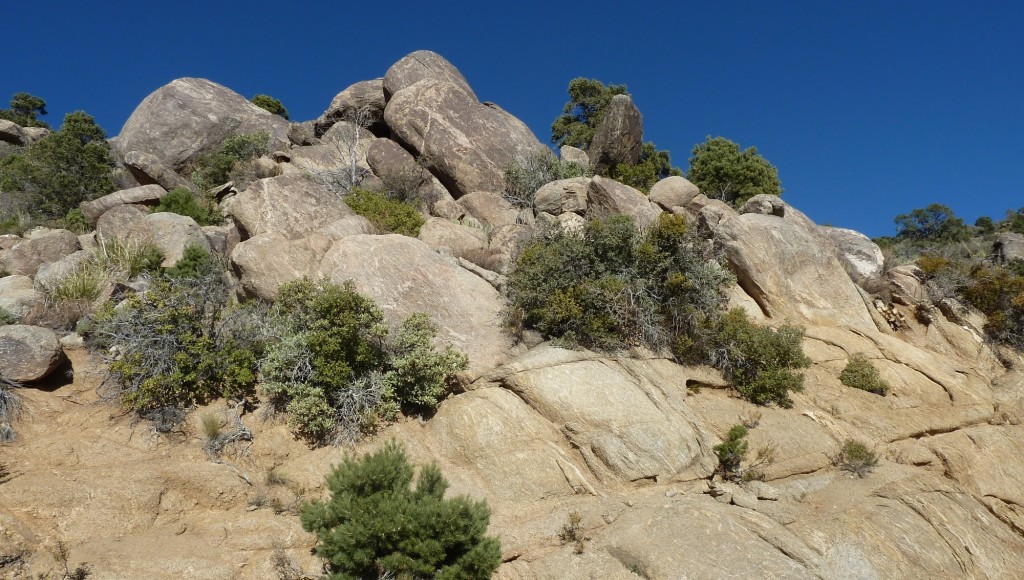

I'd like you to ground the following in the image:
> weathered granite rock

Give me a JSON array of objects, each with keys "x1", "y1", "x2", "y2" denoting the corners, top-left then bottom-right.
[
  {"x1": 122, "y1": 150, "x2": 198, "y2": 194},
  {"x1": 382, "y1": 50, "x2": 476, "y2": 101},
  {"x1": 1, "y1": 229, "x2": 80, "y2": 277},
  {"x1": 318, "y1": 234, "x2": 515, "y2": 374},
  {"x1": 0, "y1": 325, "x2": 65, "y2": 382},
  {"x1": 384, "y1": 78, "x2": 545, "y2": 198},
  {"x1": 223, "y1": 174, "x2": 353, "y2": 240},
  {"x1": 0, "y1": 276, "x2": 41, "y2": 320},
  {"x1": 115, "y1": 78, "x2": 289, "y2": 170},
  {"x1": 821, "y1": 226, "x2": 885, "y2": 282},
  {"x1": 81, "y1": 184, "x2": 167, "y2": 222},
  {"x1": 649, "y1": 175, "x2": 701, "y2": 210},
  {"x1": 587, "y1": 94, "x2": 643, "y2": 174},
  {"x1": 126, "y1": 213, "x2": 211, "y2": 268},
  {"x1": 315, "y1": 79, "x2": 387, "y2": 136},
  {"x1": 586, "y1": 176, "x2": 661, "y2": 227}
]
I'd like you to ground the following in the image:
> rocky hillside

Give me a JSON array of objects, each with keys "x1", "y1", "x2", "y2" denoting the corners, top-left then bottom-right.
[{"x1": 3, "y1": 50, "x2": 1024, "y2": 579}]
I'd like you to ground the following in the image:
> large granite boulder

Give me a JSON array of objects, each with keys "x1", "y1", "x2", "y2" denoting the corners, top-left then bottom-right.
[
  {"x1": 115, "y1": 78, "x2": 289, "y2": 170},
  {"x1": 534, "y1": 177, "x2": 590, "y2": 216},
  {"x1": 649, "y1": 175, "x2": 701, "y2": 210},
  {"x1": 96, "y1": 204, "x2": 149, "y2": 243},
  {"x1": 230, "y1": 233, "x2": 332, "y2": 300},
  {"x1": 457, "y1": 191, "x2": 519, "y2": 228},
  {"x1": 382, "y1": 50, "x2": 477, "y2": 101},
  {"x1": 80, "y1": 184, "x2": 167, "y2": 223},
  {"x1": 586, "y1": 176, "x2": 661, "y2": 227},
  {"x1": 384, "y1": 78, "x2": 545, "y2": 198},
  {"x1": 586, "y1": 94, "x2": 643, "y2": 174},
  {"x1": 1, "y1": 229, "x2": 80, "y2": 277},
  {"x1": 417, "y1": 217, "x2": 487, "y2": 256},
  {"x1": 126, "y1": 213, "x2": 211, "y2": 268},
  {"x1": 365, "y1": 137, "x2": 445, "y2": 204},
  {"x1": 318, "y1": 234, "x2": 515, "y2": 374},
  {"x1": 821, "y1": 226, "x2": 885, "y2": 282},
  {"x1": 315, "y1": 79, "x2": 387, "y2": 137},
  {"x1": 0, "y1": 325, "x2": 65, "y2": 382},
  {"x1": 223, "y1": 174, "x2": 354, "y2": 240},
  {"x1": 0, "y1": 120, "x2": 26, "y2": 146},
  {"x1": 705, "y1": 201, "x2": 876, "y2": 330}
]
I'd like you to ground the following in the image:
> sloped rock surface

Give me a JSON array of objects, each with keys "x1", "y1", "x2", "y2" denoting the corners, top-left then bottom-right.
[
  {"x1": 586, "y1": 176, "x2": 661, "y2": 227},
  {"x1": 707, "y1": 202, "x2": 875, "y2": 330},
  {"x1": 231, "y1": 233, "x2": 332, "y2": 300},
  {"x1": 318, "y1": 234, "x2": 516, "y2": 374},
  {"x1": 384, "y1": 78, "x2": 545, "y2": 198},
  {"x1": 383, "y1": 50, "x2": 477, "y2": 100},
  {"x1": 115, "y1": 77, "x2": 289, "y2": 169},
  {"x1": 223, "y1": 174, "x2": 353, "y2": 240},
  {"x1": 126, "y1": 213, "x2": 211, "y2": 268},
  {"x1": 122, "y1": 150, "x2": 198, "y2": 193}
]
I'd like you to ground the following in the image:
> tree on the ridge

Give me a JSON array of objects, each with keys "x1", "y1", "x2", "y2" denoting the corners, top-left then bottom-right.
[
  {"x1": 0, "y1": 93, "x2": 50, "y2": 128},
  {"x1": 686, "y1": 136, "x2": 782, "y2": 206},
  {"x1": 893, "y1": 203, "x2": 970, "y2": 243},
  {"x1": 551, "y1": 78, "x2": 628, "y2": 150},
  {"x1": 300, "y1": 441, "x2": 501, "y2": 579},
  {"x1": 251, "y1": 94, "x2": 289, "y2": 120},
  {"x1": 0, "y1": 110, "x2": 115, "y2": 217},
  {"x1": 608, "y1": 141, "x2": 683, "y2": 193}
]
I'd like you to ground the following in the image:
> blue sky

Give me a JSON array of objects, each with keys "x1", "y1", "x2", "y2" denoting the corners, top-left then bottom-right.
[{"x1": 5, "y1": 1, "x2": 1021, "y2": 237}]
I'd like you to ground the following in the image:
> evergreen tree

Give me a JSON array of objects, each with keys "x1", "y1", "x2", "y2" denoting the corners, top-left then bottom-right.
[
  {"x1": 0, "y1": 92, "x2": 50, "y2": 128},
  {"x1": 551, "y1": 78, "x2": 628, "y2": 149},
  {"x1": 687, "y1": 136, "x2": 782, "y2": 206},
  {"x1": 301, "y1": 441, "x2": 501, "y2": 579},
  {"x1": 0, "y1": 111, "x2": 115, "y2": 217}
]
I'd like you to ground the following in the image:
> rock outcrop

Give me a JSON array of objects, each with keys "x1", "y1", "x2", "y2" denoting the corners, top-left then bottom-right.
[
  {"x1": 116, "y1": 78, "x2": 289, "y2": 170},
  {"x1": 587, "y1": 94, "x2": 643, "y2": 174},
  {"x1": 384, "y1": 78, "x2": 545, "y2": 198},
  {"x1": 1, "y1": 229, "x2": 81, "y2": 277},
  {"x1": 315, "y1": 79, "x2": 387, "y2": 136}
]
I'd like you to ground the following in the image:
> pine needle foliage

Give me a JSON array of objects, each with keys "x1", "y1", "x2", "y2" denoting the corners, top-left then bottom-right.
[{"x1": 300, "y1": 441, "x2": 501, "y2": 580}]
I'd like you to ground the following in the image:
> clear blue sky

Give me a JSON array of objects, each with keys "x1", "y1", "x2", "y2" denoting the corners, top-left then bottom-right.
[{"x1": 5, "y1": 1, "x2": 1021, "y2": 238}]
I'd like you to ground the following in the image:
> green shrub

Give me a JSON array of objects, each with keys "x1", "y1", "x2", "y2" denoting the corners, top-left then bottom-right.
[
  {"x1": 345, "y1": 187, "x2": 424, "y2": 237},
  {"x1": 707, "y1": 309, "x2": 810, "y2": 408},
  {"x1": 687, "y1": 136, "x2": 781, "y2": 206},
  {"x1": 962, "y1": 263, "x2": 1024, "y2": 349},
  {"x1": 261, "y1": 278, "x2": 467, "y2": 445},
  {"x1": 506, "y1": 214, "x2": 809, "y2": 407},
  {"x1": 713, "y1": 424, "x2": 749, "y2": 479},
  {"x1": 190, "y1": 132, "x2": 269, "y2": 191},
  {"x1": 152, "y1": 187, "x2": 221, "y2": 226},
  {"x1": 607, "y1": 142, "x2": 682, "y2": 193},
  {"x1": 0, "y1": 111, "x2": 115, "y2": 217},
  {"x1": 840, "y1": 353, "x2": 889, "y2": 395},
  {"x1": 834, "y1": 439, "x2": 879, "y2": 477},
  {"x1": 382, "y1": 313, "x2": 468, "y2": 414},
  {"x1": 62, "y1": 207, "x2": 90, "y2": 233},
  {"x1": 164, "y1": 243, "x2": 219, "y2": 280},
  {"x1": 300, "y1": 441, "x2": 501, "y2": 579},
  {"x1": 895, "y1": 204, "x2": 970, "y2": 243},
  {"x1": 506, "y1": 213, "x2": 733, "y2": 352},
  {"x1": 88, "y1": 272, "x2": 259, "y2": 418},
  {"x1": 0, "y1": 307, "x2": 16, "y2": 325},
  {"x1": 503, "y1": 150, "x2": 592, "y2": 209},
  {"x1": 251, "y1": 94, "x2": 289, "y2": 120}
]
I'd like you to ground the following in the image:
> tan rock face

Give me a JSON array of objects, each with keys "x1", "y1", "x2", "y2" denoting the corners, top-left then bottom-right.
[
  {"x1": 384, "y1": 78, "x2": 545, "y2": 198},
  {"x1": 0, "y1": 275, "x2": 41, "y2": 320},
  {"x1": 223, "y1": 174, "x2": 353, "y2": 240},
  {"x1": 709, "y1": 203, "x2": 875, "y2": 330},
  {"x1": 115, "y1": 77, "x2": 290, "y2": 170},
  {"x1": 417, "y1": 217, "x2": 487, "y2": 257},
  {"x1": 648, "y1": 175, "x2": 700, "y2": 210},
  {"x1": 122, "y1": 150, "x2": 198, "y2": 194},
  {"x1": 315, "y1": 78, "x2": 387, "y2": 137},
  {"x1": 0, "y1": 324, "x2": 65, "y2": 382},
  {"x1": 586, "y1": 176, "x2": 662, "y2": 228},
  {"x1": 383, "y1": 50, "x2": 477, "y2": 100},
  {"x1": 318, "y1": 234, "x2": 516, "y2": 374},
  {"x1": 230, "y1": 232, "x2": 332, "y2": 300},
  {"x1": 126, "y1": 213, "x2": 211, "y2": 268}
]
